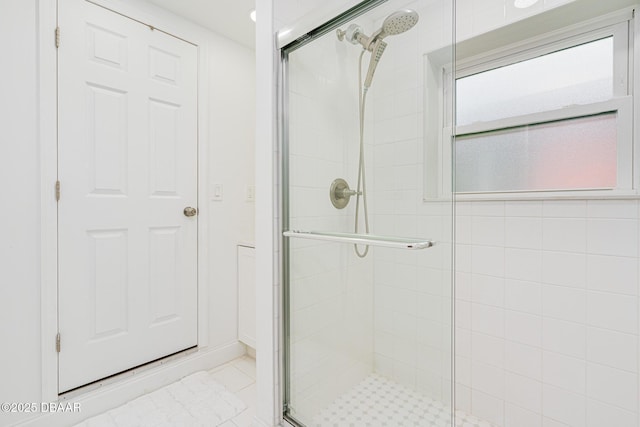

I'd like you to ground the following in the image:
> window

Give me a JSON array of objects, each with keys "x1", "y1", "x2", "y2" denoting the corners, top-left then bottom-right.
[
  {"x1": 455, "y1": 112, "x2": 619, "y2": 192},
  {"x1": 424, "y1": 12, "x2": 635, "y2": 199},
  {"x1": 456, "y1": 37, "x2": 615, "y2": 127}
]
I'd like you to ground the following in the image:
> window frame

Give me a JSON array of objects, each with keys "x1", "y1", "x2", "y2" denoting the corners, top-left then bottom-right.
[{"x1": 423, "y1": 9, "x2": 637, "y2": 201}]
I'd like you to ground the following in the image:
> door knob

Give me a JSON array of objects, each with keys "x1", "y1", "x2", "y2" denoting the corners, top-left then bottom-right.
[{"x1": 184, "y1": 207, "x2": 197, "y2": 217}]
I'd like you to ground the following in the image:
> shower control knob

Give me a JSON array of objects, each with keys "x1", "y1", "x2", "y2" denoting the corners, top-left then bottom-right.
[
  {"x1": 183, "y1": 207, "x2": 197, "y2": 217},
  {"x1": 330, "y1": 178, "x2": 359, "y2": 209}
]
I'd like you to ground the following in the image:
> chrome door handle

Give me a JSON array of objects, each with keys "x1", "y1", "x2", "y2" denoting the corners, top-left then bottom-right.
[{"x1": 184, "y1": 207, "x2": 197, "y2": 217}]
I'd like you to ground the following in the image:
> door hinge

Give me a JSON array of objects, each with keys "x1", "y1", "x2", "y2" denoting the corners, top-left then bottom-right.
[
  {"x1": 55, "y1": 180, "x2": 61, "y2": 201},
  {"x1": 55, "y1": 26, "x2": 60, "y2": 48},
  {"x1": 56, "y1": 333, "x2": 61, "y2": 353}
]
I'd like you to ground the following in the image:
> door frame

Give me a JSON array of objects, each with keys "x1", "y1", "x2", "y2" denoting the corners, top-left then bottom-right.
[{"x1": 39, "y1": 0, "x2": 211, "y2": 402}]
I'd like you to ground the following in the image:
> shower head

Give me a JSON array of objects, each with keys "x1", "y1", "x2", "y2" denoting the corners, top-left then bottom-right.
[
  {"x1": 373, "y1": 9, "x2": 419, "y2": 41},
  {"x1": 336, "y1": 9, "x2": 419, "y2": 50},
  {"x1": 363, "y1": 10, "x2": 418, "y2": 89},
  {"x1": 336, "y1": 9, "x2": 419, "y2": 89}
]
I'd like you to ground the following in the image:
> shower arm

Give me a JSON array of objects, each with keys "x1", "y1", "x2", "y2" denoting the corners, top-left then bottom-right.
[{"x1": 336, "y1": 25, "x2": 375, "y2": 51}]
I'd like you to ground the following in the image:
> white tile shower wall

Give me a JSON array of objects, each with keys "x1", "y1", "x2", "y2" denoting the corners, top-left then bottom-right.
[
  {"x1": 362, "y1": 1, "x2": 640, "y2": 427},
  {"x1": 369, "y1": 0, "x2": 455, "y2": 406},
  {"x1": 287, "y1": 29, "x2": 375, "y2": 420},
  {"x1": 455, "y1": 200, "x2": 640, "y2": 427}
]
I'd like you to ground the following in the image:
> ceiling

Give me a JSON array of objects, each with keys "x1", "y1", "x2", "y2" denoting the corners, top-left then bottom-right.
[{"x1": 145, "y1": 0, "x2": 256, "y2": 49}]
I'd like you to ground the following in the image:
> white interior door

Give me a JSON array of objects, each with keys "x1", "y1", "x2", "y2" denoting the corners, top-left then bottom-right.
[{"x1": 58, "y1": 0, "x2": 198, "y2": 393}]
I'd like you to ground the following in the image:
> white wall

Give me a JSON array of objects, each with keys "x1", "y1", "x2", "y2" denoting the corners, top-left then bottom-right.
[
  {"x1": 0, "y1": 2, "x2": 42, "y2": 426},
  {"x1": 207, "y1": 31, "x2": 256, "y2": 349},
  {"x1": 0, "y1": 1, "x2": 255, "y2": 425}
]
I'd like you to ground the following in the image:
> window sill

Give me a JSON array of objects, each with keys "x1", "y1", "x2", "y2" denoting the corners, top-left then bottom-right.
[{"x1": 428, "y1": 189, "x2": 640, "y2": 202}]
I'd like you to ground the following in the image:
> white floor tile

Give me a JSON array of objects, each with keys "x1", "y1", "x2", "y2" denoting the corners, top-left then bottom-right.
[
  {"x1": 231, "y1": 406, "x2": 256, "y2": 427},
  {"x1": 209, "y1": 365, "x2": 255, "y2": 393},
  {"x1": 310, "y1": 373, "x2": 495, "y2": 426},
  {"x1": 235, "y1": 383, "x2": 256, "y2": 408},
  {"x1": 74, "y1": 365, "x2": 249, "y2": 427},
  {"x1": 233, "y1": 356, "x2": 257, "y2": 379}
]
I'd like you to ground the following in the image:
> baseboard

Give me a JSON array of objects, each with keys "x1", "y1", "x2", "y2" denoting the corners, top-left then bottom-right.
[
  {"x1": 247, "y1": 345, "x2": 256, "y2": 358},
  {"x1": 15, "y1": 342, "x2": 245, "y2": 427}
]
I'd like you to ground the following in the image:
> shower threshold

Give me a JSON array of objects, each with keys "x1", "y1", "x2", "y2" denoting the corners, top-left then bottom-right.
[{"x1": 309, "y1": 373, "x2": 495, "y2": 427}]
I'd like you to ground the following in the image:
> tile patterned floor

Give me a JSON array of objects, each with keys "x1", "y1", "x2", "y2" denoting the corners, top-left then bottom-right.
[
  {"x1": 74, "y1": 356, "x2": 257, "y2": 427},
  {"x1": 311, "y1": 374, "x2": 495, "y2": 427},
  {"x1": 77, "y1": 357, "x2": 493, "y2": 427}
]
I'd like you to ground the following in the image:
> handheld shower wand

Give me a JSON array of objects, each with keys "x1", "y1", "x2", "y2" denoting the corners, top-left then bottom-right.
[
  {"x1": 364, "y1": 39, "x2": 387, "y2": 89},
  {"x1": 337, "y1": 9, "x2": 419, "y2": 89}
]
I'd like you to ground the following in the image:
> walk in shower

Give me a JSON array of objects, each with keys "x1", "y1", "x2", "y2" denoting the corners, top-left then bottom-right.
[
  {"x1": 280, "y1": 0, "x2": 461, "y2": 425},
  {"x1": 277, "y1": 0, "x2": 640, "y2": 426}
]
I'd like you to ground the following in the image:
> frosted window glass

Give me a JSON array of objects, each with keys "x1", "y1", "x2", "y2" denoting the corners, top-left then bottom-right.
[
  {"x1": 457, "y1": 37, "x2": 613, "y2": 126},
  {"x1": 455, "y1": 113, "x2": 617, "y2": 193}
]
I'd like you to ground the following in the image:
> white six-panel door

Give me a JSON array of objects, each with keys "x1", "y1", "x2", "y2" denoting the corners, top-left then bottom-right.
[{"x1": 57, "y1": 0, "x2": 198, "y2": 393}]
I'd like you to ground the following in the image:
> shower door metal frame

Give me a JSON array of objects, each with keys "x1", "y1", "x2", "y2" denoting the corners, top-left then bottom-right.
[{"x1": 278, "y1": 1, "x2": 389, "y2": 425}]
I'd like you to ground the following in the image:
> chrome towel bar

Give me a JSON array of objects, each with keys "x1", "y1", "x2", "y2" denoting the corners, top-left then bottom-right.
[{"x1": 283, "y1": 230, "x2": 433, "y2": 250}]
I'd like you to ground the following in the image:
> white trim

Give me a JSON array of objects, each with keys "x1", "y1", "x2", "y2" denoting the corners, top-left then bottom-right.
[
  {"x1": 456, "y1": 6, "x2": 635, "y2": 65},
  {"x1": 458, "y1": 22, "x2": 628, "y2": 77},
  {"x1": 255, "y1": 0, "x2": 279, "y2": 426},
  {"x1": 453, "y1": 189, "x2": 640, "y2": 202},
  {"x1": 195, "y1": 30, "x2": 211, "y2": 351},
  {"x1": 40, "y1": 0, "x2": 212, "y2": 403},
  {"x1": 455, "y1": 97, "x2": 631, "y2": 136},
  {"x1": 426, "y1": 9, "x2": 637, "y2": 202},
  {"x1": 617, "y1": 95, "x2": 635, "y2": 190},
  {"x1": 634, "y1": 15, "x2": 640, "y2": 424},
  {"x1": 424, "y1": 50, "x2": 454, "y2": 200},
  {"x1": 39, "y1": 0, "x2": 61, "y2": 404},
  {"x1": 633, "y1": 6, "x2": 640, "y2": 195},
  {"x1": 17, "y1": 343, "x2": 245, "y2": 427}
]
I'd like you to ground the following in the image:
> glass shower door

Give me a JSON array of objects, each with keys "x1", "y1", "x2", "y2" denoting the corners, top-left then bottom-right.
[{"x1": 281, "y1": 0, "x2": 455, "y2": 425}]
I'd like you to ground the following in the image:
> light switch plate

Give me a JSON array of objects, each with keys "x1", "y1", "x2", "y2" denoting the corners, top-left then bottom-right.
[
  {"x1": 212, "y1": 183, "x2": 223, "y2": 201},
  {"x1": 245, "y1": 185, "x2": 255, "y2": 202}
]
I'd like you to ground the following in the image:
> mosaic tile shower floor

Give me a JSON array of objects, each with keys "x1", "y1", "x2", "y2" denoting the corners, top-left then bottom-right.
[{"x1": 311, "y1": 374, "x2": 494, "y2": 427}]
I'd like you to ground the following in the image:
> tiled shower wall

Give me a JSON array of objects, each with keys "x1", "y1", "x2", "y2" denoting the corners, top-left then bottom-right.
[
  {"x1": 364, "y1": 1, "x2": 640, "y2": 426},
  {"x1": 367, "y1": 0, "x2": 455, "y2": 405},
  {"x1": 454, "y1": 200, "x2": 639, "y2": 427},
  {"x1": 366, "y1": 0, "x2": 581, "y2": 405}
]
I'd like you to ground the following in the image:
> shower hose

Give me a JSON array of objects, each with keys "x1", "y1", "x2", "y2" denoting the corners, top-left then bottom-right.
[{"x1": 354, "y1": 49, "x2": 370, "y2": 258}]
